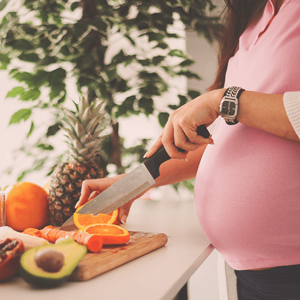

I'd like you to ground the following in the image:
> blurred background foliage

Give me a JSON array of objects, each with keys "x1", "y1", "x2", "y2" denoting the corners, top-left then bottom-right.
[{"x1": 0, "y1": 0, "x2": 221, "y2": 191}]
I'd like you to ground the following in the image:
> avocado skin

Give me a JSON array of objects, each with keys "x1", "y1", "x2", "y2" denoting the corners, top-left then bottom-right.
[
  {"x1": 19, "y1": 266, "x2": 69, "y2": 287},
  {"x1": 19, "y1": 238, "x2": 87, "y2": 287}
]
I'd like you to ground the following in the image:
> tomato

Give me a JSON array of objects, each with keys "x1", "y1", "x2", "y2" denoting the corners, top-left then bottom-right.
[{"x1": 0, "y1": 238, "x2": 25, "y2": 281}]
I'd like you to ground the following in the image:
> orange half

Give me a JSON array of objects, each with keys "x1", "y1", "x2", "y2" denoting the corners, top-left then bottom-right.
[
  {"x1": 74, "y1": 206, "x2": 119, "y2": 229},
  {"x1": 81, "y1": 224, "x2": 130, "y2": 245}
]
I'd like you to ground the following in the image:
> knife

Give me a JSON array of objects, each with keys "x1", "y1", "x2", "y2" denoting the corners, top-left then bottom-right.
[{"x1": 60, "y1": 125, "x2": 210, "y2": 231}]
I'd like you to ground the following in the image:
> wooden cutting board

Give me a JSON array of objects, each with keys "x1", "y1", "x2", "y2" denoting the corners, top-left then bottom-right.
[{"x1": 70, "y1": 231, "x2": 168, "y2": 281}]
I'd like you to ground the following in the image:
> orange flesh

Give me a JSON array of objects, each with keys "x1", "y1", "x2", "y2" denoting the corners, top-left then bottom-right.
[
  {"x1": 74, "y1": 208, "x2": 119, "y2": 229},
  {"x1": 85, "y1": 225, "x2": 125, "y2": 235}
]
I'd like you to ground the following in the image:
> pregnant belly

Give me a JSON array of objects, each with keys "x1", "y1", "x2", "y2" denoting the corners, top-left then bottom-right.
[{"x1": 194, "y1": 121, "x2": 300, "y2": 269}]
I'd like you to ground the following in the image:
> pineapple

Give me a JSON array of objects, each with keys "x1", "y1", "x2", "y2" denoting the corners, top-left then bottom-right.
[{"x1": 48, "y1": 97, "x2": 107, "y2": 226}]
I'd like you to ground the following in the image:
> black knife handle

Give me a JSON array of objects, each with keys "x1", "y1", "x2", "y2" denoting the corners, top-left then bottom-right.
[
  {"x1": 196, "y1": 124, "x2": 210, "y2": 138},
  {"x1": 143, "y1": 147, "x2": 171, "y2": 179},
  {"x1": 143, "y1": 124, "x2": 210, "y2": 179}
]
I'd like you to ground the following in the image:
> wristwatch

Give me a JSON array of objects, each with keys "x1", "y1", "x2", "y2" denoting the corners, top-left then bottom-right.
[{"x1": 219, "y1": 86, "x2": 245, "y2": 125}]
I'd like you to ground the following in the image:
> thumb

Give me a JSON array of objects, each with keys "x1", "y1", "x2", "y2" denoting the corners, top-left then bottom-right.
[
  {"x1": 76, "y1": 187, "x2": 90, "y2": 208},
  {"x1": 144, "y1": 136, "x2": 163, "y2": 158}
]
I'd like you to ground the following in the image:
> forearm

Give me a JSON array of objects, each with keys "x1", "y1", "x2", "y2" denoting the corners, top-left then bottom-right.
[
  {"x1": 209, "y1": 88, "x2": 300, "y2": 142},
  {"x1": 237, "y1": 91, "x2": 300, "y2": 142},
  {"x1": 153, "y1": 144, "x2": 207, "y2": 187}
]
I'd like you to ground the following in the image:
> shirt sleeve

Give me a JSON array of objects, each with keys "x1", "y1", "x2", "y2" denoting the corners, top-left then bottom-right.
[{"x1": 283, "y1": 91, "x2": 300, "y2": 139}]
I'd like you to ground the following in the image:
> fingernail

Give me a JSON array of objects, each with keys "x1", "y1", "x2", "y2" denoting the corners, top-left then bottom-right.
[
  {"x1": 121, "y1": 214, "x2": 127, "y2": 224},
  {"x1": 143, "y1": 151, "x2": 149, "y2": 158},
  {"x1": 179, "y1": 158, "x2": 188, "y2": 162},
  {"x1": 75, "y1": 201, "x2": 79, "y2": 208}
]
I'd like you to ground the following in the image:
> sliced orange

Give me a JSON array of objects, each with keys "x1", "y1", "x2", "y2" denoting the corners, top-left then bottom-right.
[
  {"x1": 23, "y1": 228, "x2": 41, "y2": 237},
  {"x1": 81, "y1": 224, "x2": 130, "y2": 245},
  {"x1": 74, "y1": 206, "x2": 119, "y2": 229}
]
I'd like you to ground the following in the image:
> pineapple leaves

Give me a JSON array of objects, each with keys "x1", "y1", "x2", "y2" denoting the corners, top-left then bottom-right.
[
  {"x1": 59, "y1": 98, "x2": 108, "y2": 165},
  {"x1": 61, "y1": 126, "x2": 77, "y2": 142},
  {"x1": 62, "y1": 108, "x2": 78, "y2": 127},
  {"x1": 78, "y1": 97, "x2": 89, "y2": 116}
]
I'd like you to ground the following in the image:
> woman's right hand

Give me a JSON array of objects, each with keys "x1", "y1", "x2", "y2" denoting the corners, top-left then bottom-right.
[
  {"x1": 76, "y1": 174, "x2": 147, "y2": 224},
  {"x1": 144, "y1": 89, "x2": 222, "y2": 160}
]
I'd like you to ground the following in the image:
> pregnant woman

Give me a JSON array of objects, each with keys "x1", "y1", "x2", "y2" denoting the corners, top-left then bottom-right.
[{"x1": 77, "y1": 1, "x2": 300, "y2": 298}]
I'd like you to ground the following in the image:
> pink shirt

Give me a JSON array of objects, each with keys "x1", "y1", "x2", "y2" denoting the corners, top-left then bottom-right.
[{"x1": 194, "y1": 0, "x2": 300, "y2": 270}]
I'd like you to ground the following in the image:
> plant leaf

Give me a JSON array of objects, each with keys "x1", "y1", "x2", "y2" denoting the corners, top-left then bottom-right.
[
  {"x1": 20, "y1": 89, "x2": 41, "y2": 101},
  {"x1": 9, "y1": 108, "x2": 32, "y2": 124},
  {"x1": 46, "y1": 123, "x2": 61, "y2": 137},
  {"x1": 6, "y1": 86, "x2": 25, "y2": 98},
  {"x1": 138, "y1": 97, "x2": 154, "y2": 115},
  {"x1": 158, "y1": 112, "x2": 169, "y2": 128},
  {"x1": 188, "y1": 90, "x2": 201, "y2": 99},
  {"x1": 0, "y1": 53, "x2": 10, "y2": 69},
  {"x1": 168, "y1": 49, "x2": 186, "y2": 58},
  {"x1": 70, "y1": 1, "x2": 80, "y2": 11},
  {"x1": 27, "y1": 121, "x2": 35, "y2": 138},
  {"x1": 0, "y1": 0, "x2": 8, "y2": 11},
  {"x1": 36, "y1": 143, "x2": 54, "y2": 151},
  {"x1": 18, "y1": 53, "x2": 40, "y2": 63}
]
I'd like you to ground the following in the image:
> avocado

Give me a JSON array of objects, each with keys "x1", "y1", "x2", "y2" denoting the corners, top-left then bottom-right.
[{"x1": 19, "y1": 237, "x2": 87, "y2": 287}]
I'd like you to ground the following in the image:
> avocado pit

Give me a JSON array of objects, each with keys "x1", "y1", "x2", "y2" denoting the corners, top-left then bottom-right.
[{"x1": 34, "y1": 249, "x2": 64, "y2": 273}]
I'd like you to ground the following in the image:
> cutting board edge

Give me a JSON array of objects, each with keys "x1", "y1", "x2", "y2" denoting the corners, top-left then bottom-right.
[{"x1": 70, "y1": 232, "x2": 168, "y2": 281}]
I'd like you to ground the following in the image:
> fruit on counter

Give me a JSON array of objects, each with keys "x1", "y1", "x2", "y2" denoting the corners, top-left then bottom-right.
[
  {"x1": 5, "y1": 182, "x2": 49, "y2": 231},
  {"x1": 74, "y1": 206, "x2": 120, "y2": 229},
  {"x1": 0, "y1": 226, "x2": 49, "y2": 250},
  {"x1": 40, "y1": 226, "x2": 103, "y2": 253},
  {"x1": 48, "y1": 97, "x2": 107, "y2": 226},
  {"x1": 0, "y1": 238, "x2": 25, "y2": 281},
  {"x1": 20, "y1": 237, "x2": 87, "y2": 287},
  {"x1": 80, "y1": 224, "x2": 130, "y2": 245},
  {"x1": 23, "y1": 228, "x2": 41, "y2": 237}
]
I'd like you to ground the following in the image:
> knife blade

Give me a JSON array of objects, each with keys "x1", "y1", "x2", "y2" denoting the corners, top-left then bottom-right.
[{"x1": 60, "y1": 125, "x2": 210, "y2": 231}]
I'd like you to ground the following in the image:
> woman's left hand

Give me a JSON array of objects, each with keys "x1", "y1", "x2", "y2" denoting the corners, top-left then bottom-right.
[{"x1": 145, "y1": 89, "x2": 225, "y2": 160}]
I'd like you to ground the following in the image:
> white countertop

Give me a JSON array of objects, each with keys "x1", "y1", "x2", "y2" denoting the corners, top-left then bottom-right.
[{"x1": 1, "y1": 199, "x2": 213, "y2": 300}]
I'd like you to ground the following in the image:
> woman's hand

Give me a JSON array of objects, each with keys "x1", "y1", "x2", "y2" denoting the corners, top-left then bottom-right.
[
  {"x1": 145, "y1": 89, "x2": 224, "y2": 159},
  {"x1": 76, "y1": 175, "x2": 147, "y2": 224}
]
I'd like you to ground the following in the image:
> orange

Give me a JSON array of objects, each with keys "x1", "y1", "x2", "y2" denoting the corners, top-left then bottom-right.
[
  {"x1": 81, "y1": 224, "x2": 130, "y2": 245},
  {"x1": 73, "y1": 206, "x2": 119, "y2": 229},
  {"x1": 5, "y1": 182, "x2": 49, "y2": 231}
]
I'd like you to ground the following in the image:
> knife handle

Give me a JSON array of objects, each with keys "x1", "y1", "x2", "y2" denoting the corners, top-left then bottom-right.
[
  {"x1": 143, "y1": 125, "x2": 210, "y2": 179},
  {"x1": 196, "y1": 124, "x2": 210, "y2": 139}
]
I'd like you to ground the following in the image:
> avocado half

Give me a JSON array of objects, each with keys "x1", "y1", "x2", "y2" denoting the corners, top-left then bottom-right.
[{"x1": 19, "y1": 238, "x2": 87, "y2": 287}]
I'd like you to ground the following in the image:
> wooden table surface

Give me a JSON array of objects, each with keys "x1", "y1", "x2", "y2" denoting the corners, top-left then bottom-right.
[{"x1": 1, "y1": 199, "x2": 213, "y2": 300}]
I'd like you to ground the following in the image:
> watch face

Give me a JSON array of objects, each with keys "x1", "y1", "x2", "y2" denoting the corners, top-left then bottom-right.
[{"x1": 221, "y1": 100, "x2": 236, "y2": 116}]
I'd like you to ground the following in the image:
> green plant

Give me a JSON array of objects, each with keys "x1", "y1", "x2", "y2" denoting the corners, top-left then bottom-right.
[{"x1": 0, "y1": 0, "x2": 220, "y2": 183}]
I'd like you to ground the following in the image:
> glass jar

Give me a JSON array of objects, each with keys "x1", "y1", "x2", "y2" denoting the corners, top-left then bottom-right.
[{"x1": 0, "y1": 191, "x2": 5, "y2": 226}]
